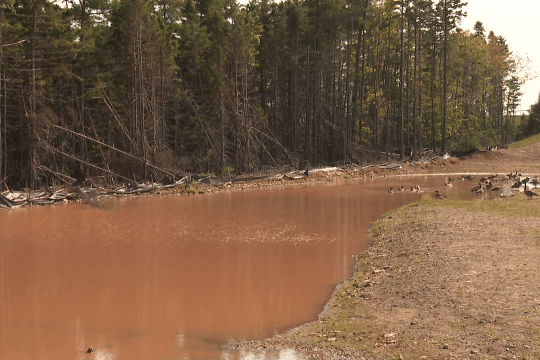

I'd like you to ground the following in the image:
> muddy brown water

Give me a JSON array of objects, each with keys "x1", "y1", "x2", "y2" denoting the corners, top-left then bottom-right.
[{"x1": 0, "y1": 175, "x2": 493, "y2": 359}]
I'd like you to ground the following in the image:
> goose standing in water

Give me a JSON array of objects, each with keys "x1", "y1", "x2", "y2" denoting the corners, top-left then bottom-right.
[{"x1": 388, "y1": 187, "x2": 394, "y2": 194}]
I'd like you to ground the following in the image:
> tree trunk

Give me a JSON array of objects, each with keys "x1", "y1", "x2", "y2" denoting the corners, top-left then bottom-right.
[
  {"x1": 441, "y1": 0, "x2": 448, "y2": 154},
  {"x1": 399, "y1": 1, "x2": 404, "y2": 160}
]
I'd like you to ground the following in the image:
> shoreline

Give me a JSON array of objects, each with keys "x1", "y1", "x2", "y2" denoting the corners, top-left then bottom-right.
[
  {"x1": 230, "y1": 143, "x2": 540, "y2": 359},
  {"x1": 234, "y1": 196, "x2": 540, "y2": 360},
  {"x1": 0, "y1": 155, "x2": 464, "y2": 210}
]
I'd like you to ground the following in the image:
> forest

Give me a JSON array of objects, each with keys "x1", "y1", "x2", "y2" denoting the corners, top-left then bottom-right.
[{"x1": 0, "y1": 0, "x2": 535, "y2": 190}]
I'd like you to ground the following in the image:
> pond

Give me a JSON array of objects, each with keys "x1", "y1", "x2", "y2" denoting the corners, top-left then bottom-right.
[{"x1": 0, "y1": 175, "x2": 489, "y2": 359}]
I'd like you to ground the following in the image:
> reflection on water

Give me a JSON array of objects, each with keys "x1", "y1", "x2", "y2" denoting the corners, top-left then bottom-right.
[{"x1": 0, "y1": 175, "x2": 486, "y2": 359}]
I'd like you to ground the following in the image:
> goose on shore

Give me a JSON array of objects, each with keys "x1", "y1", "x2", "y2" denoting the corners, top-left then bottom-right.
[{"x1": 524, "y1": 189, "x2": 539, "y2": 199}]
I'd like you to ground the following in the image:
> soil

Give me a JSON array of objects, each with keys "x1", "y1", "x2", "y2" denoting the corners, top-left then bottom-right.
[{"x1": 230, "y1": 142, "x2": 540, "y2": 360}]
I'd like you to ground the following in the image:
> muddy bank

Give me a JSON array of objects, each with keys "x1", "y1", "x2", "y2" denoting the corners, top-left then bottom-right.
[{"x1": 235, "y1": 197, "x2": 540, "y2": 359}]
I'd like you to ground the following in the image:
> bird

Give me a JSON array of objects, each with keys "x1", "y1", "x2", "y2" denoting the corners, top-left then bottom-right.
[
  {"x1": 398, "y1": 185, "x2": 404, "y2": 191},
  {"x1": 414, "y1": 185, "x2": 421, "y2": 193},
  {"x1": 445, "y1": 182, "x2": 453, "y2": 188},
  {"x1": 485, "y1": 183, "x2": 493, "y2": 190},
  {"x1": 410, "y1": 186, "x2": 415, "y2": 191},
  {"x1": 465, "y1": 175, "x2": 474, "y2": 181},
  {"x1": 524, "y1": 190, "x2": 539, "y2": 199},
  {"x1": 491, "y1": 186, "x2": 501, "y2": 192},
  {"x1": 435, "y1": 190, "x2": 443, "y2": 199},
  {"x1": 447, "y1": 177, "x2": 456, "y2": 182},
  {"x1": 471, "y1": 183, "x2": 483, "y2": 192},
  {"x1": 388, "y1": 187, "x2": 393, "y2": 193},
  {"x1": 511, "y1": 180, "x2": 522, "y2": 189}
]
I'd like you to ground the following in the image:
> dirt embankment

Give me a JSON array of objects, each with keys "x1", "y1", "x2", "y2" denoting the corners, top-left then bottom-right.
[{"x1": 232, "y1": 143, "x2": 540, "y2": 359}]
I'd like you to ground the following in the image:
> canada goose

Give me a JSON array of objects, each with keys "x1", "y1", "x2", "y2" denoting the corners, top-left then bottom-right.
[
  {"x1": 524, "y1": 190, "x2": 539, "y2": 199},
  {"x1": 491, "y1": 186, "x2": 501, "y2": 192},
  {"x1": 445, "y1": 182, "x2": 453, "y2": 188},
  {"x1": 511, "y1": 180, "x2": 522, "y2": 189},
  {"x1": 388, "y1": 187, "x2": 393, "y2": 193},
  {"x1": 465, "y1": 175, "x2": 474, "y2": 181},
  {"x1": 414, "y1": 185, "x2": 421, "y2": 192},
  {"x1": 435, "y1": 190, "x2": 444, "y2": 199},
  {"x1": 479, "y1": 177, "x2": 489, "y2": 183},
  {"x1": 471, "y1": 183, "x2": 483, "y2": 192},
  {"x1": 398, "y1": 185, "x2": 404, "y2": 191},
  {"x1": 447, "y1": 177, "x2": 456, "y2": 182},
  {"x1": 476, "y1": 187, "x2": 485, "y2": 194},
  {"x1": 410, "y1": 186, "x2": 415, "y2": 191},
  {"x1": 485, "y1": 183, "x2": 494, "y2": 190}
]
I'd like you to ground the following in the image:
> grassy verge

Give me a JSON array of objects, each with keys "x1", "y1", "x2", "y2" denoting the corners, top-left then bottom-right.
[
  {"x1": 509, "y1": 133, "x2": 540, "y2": 149},
  {"x1": 419, "y1": 195, "x2": 540, "y2": 218}
]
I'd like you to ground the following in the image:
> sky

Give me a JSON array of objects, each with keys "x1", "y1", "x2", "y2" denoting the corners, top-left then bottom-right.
[{"x1": 460, "y1": 0, "x2": 540, "y2": 114}]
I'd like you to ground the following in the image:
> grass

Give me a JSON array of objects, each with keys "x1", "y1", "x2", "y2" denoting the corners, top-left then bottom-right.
[
  {"x1": 509, "y1": 132, "x2": 540, "y2": 149},
  {"x1": 417, "y1": 196, "x2": 540, "y2": 218}
]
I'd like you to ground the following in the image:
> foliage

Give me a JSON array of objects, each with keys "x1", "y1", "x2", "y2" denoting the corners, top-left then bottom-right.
[{"x1": 0, "y1": 0, "x2": 526, "y2": 190}]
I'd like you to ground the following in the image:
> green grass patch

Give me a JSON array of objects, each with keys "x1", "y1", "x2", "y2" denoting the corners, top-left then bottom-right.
[
  {"x1": 509, "y1": 132, "x2": 540, "y2": 148},
  {"x1": 419, "y1": 196, "x2": 540, "y2": 218}
]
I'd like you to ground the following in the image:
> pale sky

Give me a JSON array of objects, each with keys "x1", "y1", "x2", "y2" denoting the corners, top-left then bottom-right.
[{"x1": 460, "y1": 0, "x2": 540, "y2": 113}]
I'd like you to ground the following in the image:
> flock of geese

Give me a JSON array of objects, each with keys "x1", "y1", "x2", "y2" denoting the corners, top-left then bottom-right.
[{"x1": 388, "y1": 171, "x2": 539, "y2": 200}]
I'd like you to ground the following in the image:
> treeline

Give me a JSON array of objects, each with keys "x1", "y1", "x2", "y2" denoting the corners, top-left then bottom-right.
[{"x1": 0, "y1": 0, "x2": 532, "y2": 190}]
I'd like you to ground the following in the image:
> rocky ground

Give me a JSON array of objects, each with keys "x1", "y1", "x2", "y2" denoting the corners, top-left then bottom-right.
[{"x1": 230, "y1": 142, "x2": 540, "y2": 360}]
